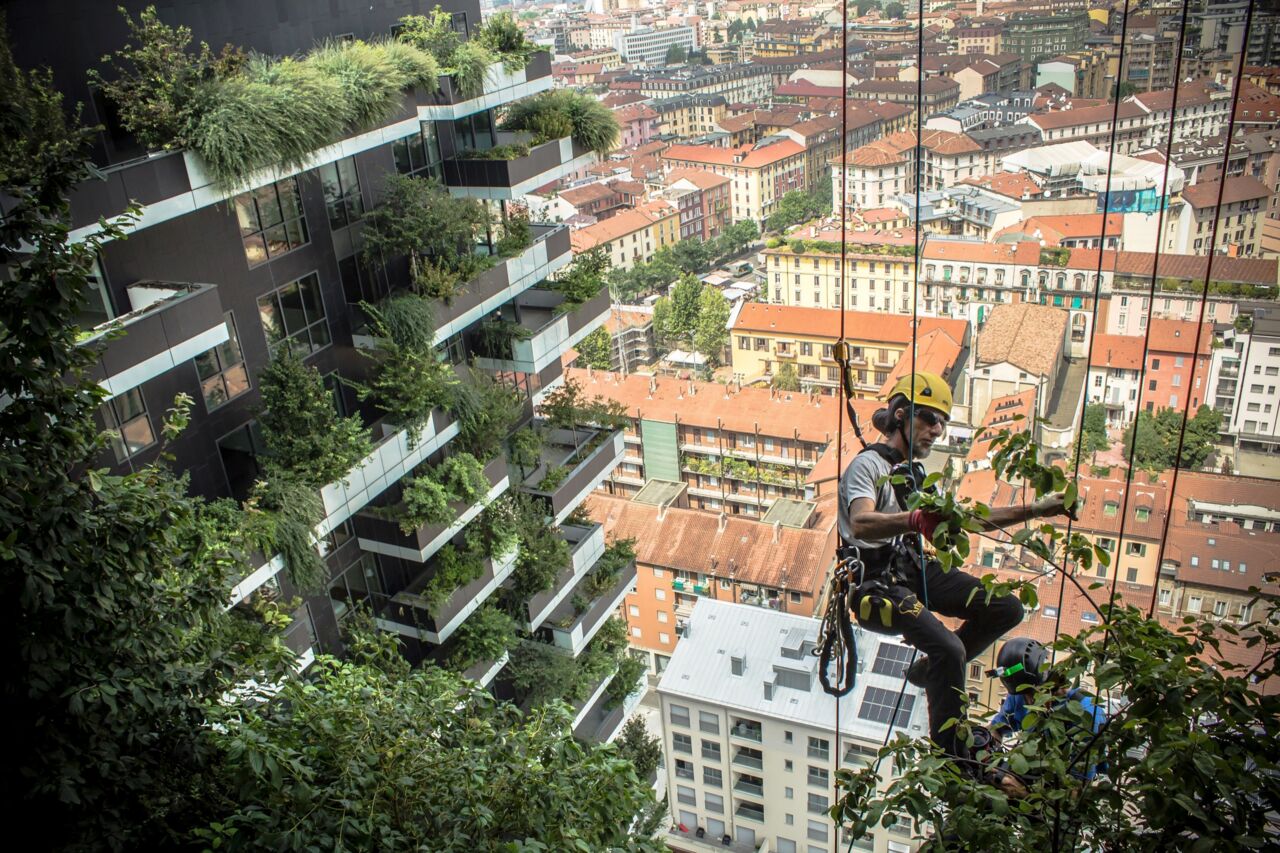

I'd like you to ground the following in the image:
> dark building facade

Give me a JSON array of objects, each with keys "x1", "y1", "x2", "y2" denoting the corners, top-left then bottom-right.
[{"x1": 10, "y1": 0, "x2": 635, "y2": 734}]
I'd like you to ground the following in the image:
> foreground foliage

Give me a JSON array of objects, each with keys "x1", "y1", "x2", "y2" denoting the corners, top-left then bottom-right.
[
  {"x1": 837, "y1": 601, "x2": 1280, "y2": 852},
  {"x1": 201, "y1": 630, "x2": 665, "y2": 852}
]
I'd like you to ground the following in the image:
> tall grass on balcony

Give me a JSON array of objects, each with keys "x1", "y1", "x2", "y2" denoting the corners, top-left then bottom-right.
[
  {"x1": 502, "y1": 90, "x2": 620, "y2": 155},
  {"x1": 96, "y1": 7, "x2": 441, "y2": 189}
]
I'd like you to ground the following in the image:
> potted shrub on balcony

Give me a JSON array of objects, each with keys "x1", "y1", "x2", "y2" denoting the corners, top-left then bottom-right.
[
  {"x1": 396, "y1": 8, "x2": 540, "y2": 99},
  {"x1": 445, "y1": 603, "x2": 518, "y2": 673},
  {"x1": 94, "y1": 8, "x2": 443, "y2": 189},
  {"x1": 501, "y1": 89, "x2": 620, "y2": 156},
  {"x1": 354, "y1": 294, "x2": 459, "y2": 445},
  {"x1": 361, "y1": 175, "x2": 494, "y2": 303},
  {"x1": 257, "y1": 348, "x2": 372, "y2": 489},
  {"x1": 451, "y1": 369, "x2": 525, "y2": 462}
]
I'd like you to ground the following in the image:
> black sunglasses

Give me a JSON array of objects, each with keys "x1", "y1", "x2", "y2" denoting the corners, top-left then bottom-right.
[{"x1": 915, "y1": 408, "x2": 948, "y2": 429}]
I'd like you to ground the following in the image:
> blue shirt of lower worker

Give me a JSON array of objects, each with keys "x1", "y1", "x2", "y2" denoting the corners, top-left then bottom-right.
[{"x1": 991, "y1": 687, "x2": 1106, "y2": 781}]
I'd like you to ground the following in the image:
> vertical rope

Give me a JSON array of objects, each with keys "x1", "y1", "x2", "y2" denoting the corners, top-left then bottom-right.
[
  {"x1": 1145, "y1": 10, "x2": 1251, "y2": 619},
  {"x1": 833, "y1": 0, "x2": 850, "y2": 839}
]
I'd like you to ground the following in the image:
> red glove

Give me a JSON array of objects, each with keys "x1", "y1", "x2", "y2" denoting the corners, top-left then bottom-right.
[{"x1": 908, "y1": 509, "x2": 944, "y2": 541}]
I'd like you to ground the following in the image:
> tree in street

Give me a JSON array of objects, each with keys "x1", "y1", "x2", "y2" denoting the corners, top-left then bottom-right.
[
  {"x1": 883, "y1": 1, "x2": 905, "y2": 19},
  {"x1": 1123, "y1": 405, "x2": 1222, "y2": 472},
  {"x1": 576, "y1": 326, "x2": 613, "y2": 370},
  {"x1": 773, "y1": 362, "x2": 801, "y2": 392},
  {"x1": 615, "y1": 716, "x2": 662, "y2": 780},
  {"x1": 693, "y1": 286, "x2": 731, "y2": 367},
  {"x1": 664, "y1": 43, "x2": 686, "y2": 65}
]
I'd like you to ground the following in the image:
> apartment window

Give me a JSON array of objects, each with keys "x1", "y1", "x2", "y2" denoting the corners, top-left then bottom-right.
[
  {"x1": 1126, "y1": 542, "x2": 1146, "y2": 557},
  {"x1": 807, "y1": 820, "x2": 829, "y2": 842},
  {"x1": 807, "y1": 736, "x2": 830, "y2": 760},
  {"x1": 257, "y1": 273, "x2": 331, "y2": 357},
  {"x1": 669, "y1": 703, "x2": 690, "y2": 727},
  {"x1": 235, "y1": 177, "x2": 308, "y2": 267},
  {"x1": 102, "y1": 388, "x2": 156, "y2": 462},
  {"x1": 700, "y1": 711, "x2": 720, "y2": 734},
  {"x1": 393, "y1": 124, "x2": 442, "y2": 178},
  {"x1": 659, "y1": 632, "x2": 671, "y2": 644},
  {"x1": 655, "y1": 588, "x2": 666, "y2": 601},
  {"x1": 800, "y1": 342, "x2": 812, "y2": 356},
  {"x1": 628, "y1": 605, "x2": 640, "y2": 617},
  {"x1": 676, "y1": 784, "x2": 696, "y2": 806},
  {"x1": 704, "y1": 766, "x2": 723, "y2": 788},
  {"x1": 1103, "y1": 501, "x2": 1119, "y2": 518},
  {"x1": 738, "y1": 336, "x2": 751, "y2": 350},
  {"x1": 1188, "y1": 595, "x2": 1202, "y2": 613},
  {"x1": 858, "y1": 686, "x2": 916, "y2": 728},
  {"x1": 194, "y1": 313, "x2": 249, "y2": 410},
  {"x1": 673, "y1": 732, "x2": 693, "y2": 754},
  {"x1": 705, "y1": 792, "x2": 724, "y2": 814},
  {"x1": 1135, "y1": 507, "x2": 1151, "y2": 522},
  {"x1": 807, "y1": 765, "x2": 829, "y2": 788},
  {"x1": 329, "y1": 553, "x2": 382, "y2": 622},
  {"x1": 319, "y1": 156, "x2": 364, "y2": 229},
  {"x1": 631, "y1": 626, "x2": 642, "y2": 638},
  {"x1": 807, "y1": 792, "x2": 829, "y2": 815}
]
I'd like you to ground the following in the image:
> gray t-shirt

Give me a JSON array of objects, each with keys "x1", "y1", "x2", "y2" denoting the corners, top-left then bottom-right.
[{"x1": 837, "y1": 450, "x2": 900, "y2": 549}]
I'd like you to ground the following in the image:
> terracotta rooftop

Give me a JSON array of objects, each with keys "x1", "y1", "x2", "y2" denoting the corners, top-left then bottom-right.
[
  {"x1": 1182, "y1": 176, "x2": 1272, "y2": 209},
  {"x1": 878, "y1": 326, "x2": 966, "y2": 395},
  {"x1": 1162, "y1": 520, "x2": 1280, "y2": 594},
  {"x1": 603, "y1": 306, "x2": 653, "y2": 334},
  {"x1": 998, "y1": 213, "x2": 1125, "y2": 244},
  {"x1": 559, "y1": 182, "x2": 617, "y2": 207},
  {"x1": 966, "y1": 388, "x2": 1036, "y2": 466},
  {"x1": 958, "y1": 171, "x2": 1045, "y2": 200},
  {"x1": 569, "y1": 204, "x2": 665, "y2": 251},
  {"x1": 1132, "y1": 80, "x2": 1226, "y2": 112},
  {"x1": 1088, "y1": 334, "x2": 1145, "y2": 371},
  {"x1": 662, "y1": 139, "x2": 806, "y2": 169},
  {"x1": 733, "y1": 303, "x2": 968, "y2": 348},
  {"x1": 1027, "y1": 100, "x2": 1147, "y2": 130},
  {"x1": 1145, "y1": 318, "x2": 1213, "y2": 357},
  {"x1": 921, "y1": 239, "x2": 1041, "y2": 265},
  {"x1": 974, "y1": 303, "x2": 1068, "y2": 377},
  {"x1": 665, "y1": 167, "x2": 732, "y2": 191},
  {"x1": 586, "y1": 495, "x2": 834, "y2": 600},
  {"x1": 564, "y1": 367, "x2": 845, "y2": 444},
  {"x1": 1061, "y1": 249, "x2": 1278, "y2": 285}
]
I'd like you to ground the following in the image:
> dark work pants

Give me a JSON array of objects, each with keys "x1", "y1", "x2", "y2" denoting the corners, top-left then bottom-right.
[{"x1": 895, "y1": 560, "x2": 1024, "y2": 756}]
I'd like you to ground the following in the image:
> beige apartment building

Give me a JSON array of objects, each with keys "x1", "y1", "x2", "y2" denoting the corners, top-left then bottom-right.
[
  {"x1": 662, "y1": 139, "x2": 809, "y2": 226},
  {"x1": 763, "y1": 231, "x2": 919, "y2": 312}
]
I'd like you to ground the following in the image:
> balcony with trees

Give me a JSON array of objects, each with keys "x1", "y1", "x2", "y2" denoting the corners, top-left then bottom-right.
[
  {"x1": 540, "y1": 540, "x2": 638, "y2": 656},
  {"x1": 71, "y1": 8, "x2": 553, "y2": 233}
]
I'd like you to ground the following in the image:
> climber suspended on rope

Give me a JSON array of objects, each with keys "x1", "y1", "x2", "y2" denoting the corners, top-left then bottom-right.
[
  {"x1": 836, "y1": 371, "x2": 1075, "y2": 760},
  {"x1": 989, "y1": 637, "x2": 1108, "y2": 782}
]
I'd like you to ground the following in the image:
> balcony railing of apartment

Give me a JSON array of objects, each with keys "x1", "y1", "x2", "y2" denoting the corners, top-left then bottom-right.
[
  {"x1": 734, "y1": 802, "x2": 765, "y2": 823},
  {"x1": 444, "y1": 132, "x2": 597, "y2": 198},
  {"x1": 666, "y1": 826, "x2": 765, "y2": 853},
  {"x1": 460, "y1": 650, "x2": 510, "y2": 689},
  {"x1": 518, "y1": 425, "x2": 626, "y2": 524},
  {"x1": 373, "y1": 546, "x2": 519, "y2": 645},
  {"x1": 472, "y1": 284, "x2": 610, "y2": 374},
  {"x1": 431, "y1": 224, "x2": 573, "y2": 343},
  {"x1": 733, "y1": 775, "x2": 765, "y2": 798},
  {"x1": 544, "y1": 560, "x2": 638, "y2": 656},
  {"x1": 524, "y1": 522, "x2": 607, "y2": 630},
  {"x1": 67, "y1": 52, "x2": 554, "y2": 241},
  {"x1": 732, "y1": 747, "x2": 764, "y2": 770},
  {"x1": 354, "y1": 455, "x2": 509, "y2": 564},
  {"x1": 730, "y1": 720, "x2": 763, "y2": 743},
  {"x1": 572, "y1": 667, "x2": 646, "y2": 742},
  {"x1": 81, "y1": 281, "x2": 229, "y2": 399}
]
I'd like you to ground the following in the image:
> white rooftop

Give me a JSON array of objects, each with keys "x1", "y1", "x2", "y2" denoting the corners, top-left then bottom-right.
[
  {"x1": 657, "y1": 598, "x2": 927, "y2": 744},
  {"x1": 1002, "y1": 141, "x2": 1186, "y2": 193}
]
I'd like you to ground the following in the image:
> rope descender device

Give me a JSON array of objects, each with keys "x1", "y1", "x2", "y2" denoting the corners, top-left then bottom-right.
[
  {"x1": 831, "y1": 340, "x2": 868, "y2": 450},
  {"x1": 816, "y1": 549, "x2": 860, "y2": 697}
]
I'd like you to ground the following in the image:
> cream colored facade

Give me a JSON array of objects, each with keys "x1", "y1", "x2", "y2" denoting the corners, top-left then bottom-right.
[
  {"x1": 832, "y1": 158, "x2": 909, "y2": 211},
  {"x1": 764, "y1": 244, "x2": 919, "y2": 313},
  {"x1": 663, "y1": 146, "x2": 808, "y2": 225},
  {"x1": 732, "y1": 322, "x2": 907, "y2": 395}
]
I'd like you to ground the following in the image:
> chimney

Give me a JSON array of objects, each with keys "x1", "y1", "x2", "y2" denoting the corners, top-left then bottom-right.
[
  {"x1": 657, "y1": 501, "x2": 667, "y2": 521},
  {"x1": 718, "y1": 510, "x2": 728, "y2": 532},
  {"x1": 648, "y1": 375, "x2": 657, "y2": 397},
  {"x1": 772, "y1": 520, "x2": 782, "y2": 544}
]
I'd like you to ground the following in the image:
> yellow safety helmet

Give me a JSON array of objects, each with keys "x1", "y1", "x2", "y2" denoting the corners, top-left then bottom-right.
[{"x1": 886, "y1": 371, "x2": 952, "y2": 419}]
